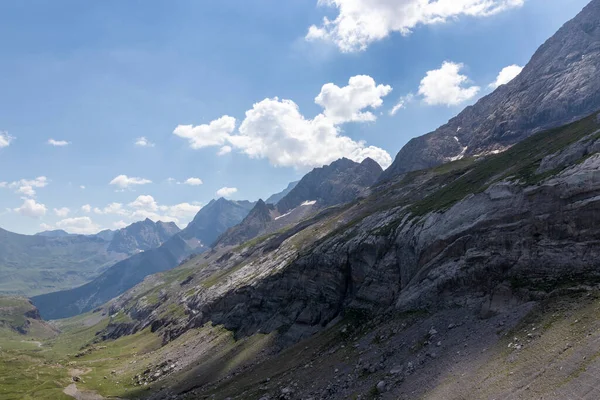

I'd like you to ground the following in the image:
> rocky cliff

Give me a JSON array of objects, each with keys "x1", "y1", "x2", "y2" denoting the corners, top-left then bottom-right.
[
  {"x1": 108, "y1": 219, "x2": 180, "y2": 253},
  {"x1": 277, "y1": 157, "x2": 383, "y2": 213},
  {"x1": 104, "y1": 112, "x2": 600, "y2": 353},
  {"x1": 381, "y1": 0, "x2": 600, "y2": 180}
]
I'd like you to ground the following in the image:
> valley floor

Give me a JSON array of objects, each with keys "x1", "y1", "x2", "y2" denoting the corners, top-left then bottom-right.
[{"x1": 3, "y1": 288, "x2": 600, "y2": 399}]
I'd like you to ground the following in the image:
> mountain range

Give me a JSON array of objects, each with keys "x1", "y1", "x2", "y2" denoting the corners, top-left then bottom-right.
[
  {"x1": 0, "y1": 219, "x2": 181, "y2": 296},
  {"x1": 4, "y1": 2, "x2": 600, "y2": 399},
  {"x1": 32, "y1": 198, "x2": 256, "y2": 319}
]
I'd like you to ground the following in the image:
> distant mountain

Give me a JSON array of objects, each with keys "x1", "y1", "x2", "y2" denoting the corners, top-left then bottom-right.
[
  {"x1": 33, "y1": 198, "x2": 255, "y2": 319},
  {"x1": 107, "y1": 219, "x2": 180, "y2": 253},
  {"x1": 214, "y1": 199, "x2": 277, "y2": 247},
  {"x1": 380, "y1": 0, "x2": 600, "y2": 180},
  {"x1": 277, "y1": 157, "x2": 383, "y2": 213},
  {"x1": 215, "y1": 158, "x2": 383, "y2": 248},
  {"x1": 0, "y1": 219, "x2": 181, "y2": 297},
  {"x1": 35, "y1": 229, "x2": 71, "y2": 238},
  {"x1": 0, "y1": 228, "x2": 130, "y2": 296},
  {"x1": 95, "y1": 229, "x2": 115, "y2": 241},
  {"x1": 265, "y1": 181, "x2": 299, "y2": 204}
]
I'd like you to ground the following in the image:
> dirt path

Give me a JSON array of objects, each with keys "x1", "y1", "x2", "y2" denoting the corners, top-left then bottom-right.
[
  {"x1": 63, "y1": 383, "x2": 105, "y2": 400},
  {"x1": 63, "y1": 368, "x2": 105, "y2": 400},
  {"x1": 20, "y1": 340, "x2": 42, "y2": 347}
]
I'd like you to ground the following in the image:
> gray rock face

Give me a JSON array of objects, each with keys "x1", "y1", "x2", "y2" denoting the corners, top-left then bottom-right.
[
  {"x1": 107, "y1": 219, "x2": 180, "y2": 253},
  {"x1": 381, "y1": 0, "x2": 600, "y2": 180},
  {"x1": 105, "y1": 114, "x2": 600, "y2": 349},
  {"x1": 277, "y1": 158, "x2": 383, "y2": 213},
  {"x1": 213, "y1": 200, "x2": 275, "y2": 247}
]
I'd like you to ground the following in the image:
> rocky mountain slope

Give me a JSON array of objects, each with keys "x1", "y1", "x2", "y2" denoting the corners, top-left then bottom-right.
[
  {"x1": 32, "y1": 198, "x2": 255, "y2": 320},
  {"x1": 107, "y1": 219, "x2": 180, "y2": 253},
  {"x1": 278, "y1": 157, "x2": 382, "y2": 213},
  {"x1": 381, "y1": 0, "x2": 600, "y2": 180},
  {"x1": 215, "y1": 158, "x2": 383, "y2": 248},
  {"x1": 0, "y1": 296, "x2": 57, "y2": 339},
  {"x1": 79, "y1": 106, "x2": 600, "y2": 399},
  {"x1": 265, "y1": 181, "x2": 299, "y2": 205}
]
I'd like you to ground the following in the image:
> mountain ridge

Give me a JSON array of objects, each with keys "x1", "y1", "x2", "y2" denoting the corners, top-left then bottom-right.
[{"x1": 381, "y1": 0, "x2": 600, "y2": 180}]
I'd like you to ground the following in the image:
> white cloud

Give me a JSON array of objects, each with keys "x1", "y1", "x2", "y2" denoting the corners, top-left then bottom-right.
[
  {"x1": 56, "y1": 217, "x2": 101, "y2": 235},
  {"x1": 168, "y1": 202, "x2": 202, "y2": 218},
  {"x1": 128, "y1": 195, "x2": 158, "y2": 212},
  {"x1": 80, "y1": 185, "x2": 86, "y2": 190},
  {"x1": 217, "y1": 145, "x2": 232, "y2": 156},
  {"x1": 14, "y1": 199, "x2": 47, "y2": 218},
  {"x1": 306, "y1": 0, "x2": 524, "y2": 52},
  {"x1": 8, "y1": 176, "x2": 48, "y2": 198},
  {"x1": 47, "y1": 139, "x2": 70, "y2": 146},
  {"x1": 53, "y1": 207, "x2": 70, "y2": 217},
  {"x1": 94, "y1": 202, "x2": 127, "y2": 216},
  {"x1": 418, "y1": 61, "x2": 480, "y2": 106},
  {"x1": 0, "y1": 131, "x2": 14, "y2": 148},
  {"x1": 216, "y1": 187, "x2": 238, "y2": 198},
  {"x1": 81, "y1": 204, "x2": 92, "y2": 213},
  {"x1": 135, "y1": 137, "x2": 155, "y2": 147},
  {"x1": 315, "y1": 75, "x2": 392, "y2": 123},
  {"x1": 184, "y1": 177, "x2": 203, "y2": 186},
  {"x1": 489, "y1": 64, "x2": 523, "y2": 89},
  {"x1": 109, "y1": 175, "x2": 152, "y2": 189},
  {"x1": 389, "y1": 93, "x2": 415, "y2": 115},
  {"x1": 173, "y1": 75, "x2": 392, "y2": 170},
  {"x1": 113, "y1": 220, "x2": 128, "y2": 229},
  {"x1": 233, "y1": 98, "x2": 392, "y2": 169},
  {"x1": 173, "y1": 116, "x2": 236, "y2": 149},
  {"x1": 40, "y1": 223, "x2": 54, "y2": 231}
]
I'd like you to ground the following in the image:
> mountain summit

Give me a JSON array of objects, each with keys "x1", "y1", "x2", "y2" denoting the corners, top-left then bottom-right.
[{"x1": 381, "y1": 0, "x2": 600, "y2": 180}]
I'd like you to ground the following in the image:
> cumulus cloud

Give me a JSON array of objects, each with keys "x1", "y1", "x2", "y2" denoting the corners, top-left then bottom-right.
[
  {"x1": 81, "y1": 204, "x2": 92, "y2": 213},
  {"x1": 8, "y1": 176, "x2": 48, "y2": 198},
  {"x1": 39, "y1": 223, "x2": 54, "y2": 231},
  {"x1": 315, "y1": 75, "x2": 392, "y2": 123},
  {"x1": 113, "y1": 220, "x2": 128, "y2": 229},
  {"x1": 184, "y1": 177, "x2": 203, "y2": 186},
  {"x1": 56, "y1": 217, "x2": 101, "y2": 235},
  {"x1": 53, "y1": 207, "x2": 70, "y2": 217},
  {"x1": 216, "y1": 187, "x2": 238, "y2": 198},
  {"x1": 418, "y1": 61, "x2": 480, "y2": 106},
  {"x1": 234, "y1": 98, "x2": 392, "y2": 169},
  {"x1": 14, "y1": 199, "x2": 47, "y2": 218},
  {"x1": 128, "y1": 195, "x2": 158, "y2": 212},
  {"x1": 94, "y1": 202, "x2": 128, "y2": 215},
  {"x1": 173, "y1": 75, "x2": 393, "y2": 170},
  {"x1": 217, "y1": 145, "x2": 232, "y2": 156},
  {"x1": 489, "y1": 64, "x2": 523, "y2": 89},
  {"x1": 47, "y1": 139, "x2": 70, "y2": 146},
  {"x1": 166, "y1": 202, "x2": 202, "y2": 219},
  {"x1": 0, "y1": 131, "x2": 14, "y2": 148},
  {"x1": 135, "y1": 137, "x2": 155, "y2": 147},
  {"x1": 109, "y1": 175, "x2": 152, "y2": 189},
  {"x1": 306, "y1": 0, "x2": 524, "y2": 52},
  {"x1": 389, "y1": 93, "x2": 415, "y2": 115},
  {"x1": 173, "y1": 116, "x2": 236, "y2": 149}
]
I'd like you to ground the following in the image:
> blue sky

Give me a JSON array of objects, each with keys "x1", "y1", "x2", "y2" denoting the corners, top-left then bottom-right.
[{"x1": 0, "y1": 0, "x2": 590, "y2": 234}]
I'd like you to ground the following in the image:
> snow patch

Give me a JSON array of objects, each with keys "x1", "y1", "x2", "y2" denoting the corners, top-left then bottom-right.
[
  {"x1": 301, "y1": 200, "x2": 317, "y2": 206},
  {"x1": 275, "y1": 211, "x2": 293, "y2": 221}
]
